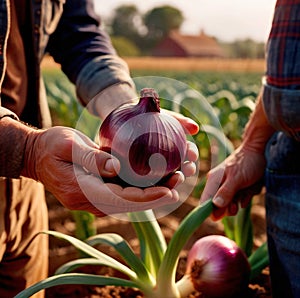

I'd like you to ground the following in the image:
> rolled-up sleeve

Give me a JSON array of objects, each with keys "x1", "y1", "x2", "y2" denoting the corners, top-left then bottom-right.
[{"x1": 75, "y1": 55, "x2": 134, "y2": 105}]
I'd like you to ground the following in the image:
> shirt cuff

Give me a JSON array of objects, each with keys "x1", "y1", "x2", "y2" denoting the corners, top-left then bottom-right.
[{"x1": 75, "y1": 55, "x2": 135, "y2": 106}]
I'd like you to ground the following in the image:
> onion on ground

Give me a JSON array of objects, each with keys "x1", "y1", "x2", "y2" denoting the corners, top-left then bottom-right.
[{"x1": 176, "y1": 235, "x2": 250, "y2": 298}]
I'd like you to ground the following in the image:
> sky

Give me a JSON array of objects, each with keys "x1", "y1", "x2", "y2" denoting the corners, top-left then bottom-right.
[{"x1": 95, "y1": 0, "x2": 277, "y2": 42}]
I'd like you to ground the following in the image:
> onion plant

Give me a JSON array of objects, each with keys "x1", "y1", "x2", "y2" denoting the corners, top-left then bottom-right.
[{"x1": 16, "y1": 198, "x2": 268, "y2": 298}]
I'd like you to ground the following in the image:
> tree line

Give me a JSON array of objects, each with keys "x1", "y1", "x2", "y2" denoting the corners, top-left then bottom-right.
[{"x1": 105, "y1": 4, "x2": 265, "y2": 59}]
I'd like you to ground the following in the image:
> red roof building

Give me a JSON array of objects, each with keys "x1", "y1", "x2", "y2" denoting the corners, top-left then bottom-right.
[{"x1": 152, "y1": 30, "x2": 225, "y2": 58}]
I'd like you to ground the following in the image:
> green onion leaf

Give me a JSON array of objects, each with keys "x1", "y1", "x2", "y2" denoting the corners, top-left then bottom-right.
[
  {"x1": 15, "y1": 273, "x2": 139, "y2": 298},
  {"x1": 42, "y1": 231, "x2": 136, "y2": 280},
  {"x1": 86, "y1": 233, "x2": 154, "y2": 284}
]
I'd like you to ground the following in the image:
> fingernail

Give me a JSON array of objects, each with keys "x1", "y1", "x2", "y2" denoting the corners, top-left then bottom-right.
[
  {"x1": 213, "y1": 196, "x2": 224, "y2": 207},
  {"x1": 104, "y1": 158, "x2": 120, "y2": 174}
]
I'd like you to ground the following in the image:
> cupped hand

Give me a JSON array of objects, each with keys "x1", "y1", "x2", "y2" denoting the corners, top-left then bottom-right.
[
  {"x1": 22, "y1": 126, "x2": 180, "y2": 216},
  {"x1": 162, "y1": 110, "x2": 199, "y2": 189},
  {"x1": 200, "y1": 146, "x2": 266, "y2": 220}
]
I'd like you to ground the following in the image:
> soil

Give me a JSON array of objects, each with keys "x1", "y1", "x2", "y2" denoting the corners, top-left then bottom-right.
[{"x1": 45, "y1": 187, "x2": 271, "y2": 298}]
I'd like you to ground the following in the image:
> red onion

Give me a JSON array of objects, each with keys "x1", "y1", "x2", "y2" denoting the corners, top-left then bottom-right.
[
  {"x1": 99, "y1": 88, "x2": 187, "y2": 188},
  {"x1": 179, "y1": 235, "x2": 250, "y2": 298}
]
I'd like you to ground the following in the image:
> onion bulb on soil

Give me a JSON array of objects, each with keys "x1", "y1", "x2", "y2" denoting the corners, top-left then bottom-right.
[
  {"x1": 99, "y1": 88, "x2": 187, "y2": 188},
  {"x1": 177, "y1": 235, "x2": 250, "y2": 298}
]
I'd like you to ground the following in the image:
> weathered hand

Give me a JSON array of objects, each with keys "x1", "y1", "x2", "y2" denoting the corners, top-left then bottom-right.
[
  {"x1": 200, "y1": 146, "x2": 266, "y2": 220},
  {"x1": 22, "y1": 126, "x2": 180, "y2": 216}
]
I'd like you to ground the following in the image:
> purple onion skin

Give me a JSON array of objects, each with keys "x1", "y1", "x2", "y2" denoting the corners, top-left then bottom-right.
[
  {"x1": 186, "y1": 235, "x2": 250, "y2": 298},
  {"x1": 99, "y1": 88, "x2": 187, "y2": 188}
]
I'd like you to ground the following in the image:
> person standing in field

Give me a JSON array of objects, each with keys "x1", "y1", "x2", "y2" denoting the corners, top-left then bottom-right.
[
  {"x1": 201, "y1": 1, "x2": 300, "y2": 297},
  {"x1": 0, "y1": 0, "x2": 199, "y2": 296}
]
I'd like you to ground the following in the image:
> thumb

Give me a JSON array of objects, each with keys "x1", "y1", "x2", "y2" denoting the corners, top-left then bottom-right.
[
  {"x1": 70, "y1": 129, "x2": 121, "y2": 177},
  {"x1": 72, "y1": 143, "x2": 120, "y2": 177},
  {"x1": 94, "y1": 151, "x2": 121, "y2": 177},
  {"x1": 212, "y1": 181, "x2": 238, "y2": 208},
  {"x1": 200, "y1": 167, "x2": 225, "y2": 204}
]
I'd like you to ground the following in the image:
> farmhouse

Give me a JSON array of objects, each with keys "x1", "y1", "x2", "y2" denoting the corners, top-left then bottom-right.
[{"x1": 152, "y1": 30, "x2": 225, "y2": 58}]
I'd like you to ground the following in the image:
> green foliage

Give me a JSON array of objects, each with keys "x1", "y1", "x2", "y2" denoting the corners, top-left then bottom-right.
[
  {"x1": 16, "y1": 201, "x2": 214, "y2": 298},
  {"x1": 132, "y1": 70, "x2": 261, "y2": 99},
  {"x1": 16, "y1": 200, "x2": 268, "y2": 297},
  {"x1": 108, "y1": 4, "x2": 184, "y2": 54},
  {"x1": 248, "y1": 242, "x2": 269, "y2": 280},
  {"x1": 111, "y1": 36, "x2": 141, "y2": 57},
  {"x1": 44, "y1": 70, "x2": 82, "y2": 127}
]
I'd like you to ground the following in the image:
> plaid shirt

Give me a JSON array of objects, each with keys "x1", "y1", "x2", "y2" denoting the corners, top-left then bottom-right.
[
  {"x1": 266, "y1": 0, "x2": 300, "y2": 89},
  {"x1": 263, "y1": 0, "x2": 300, "y2": 140}
]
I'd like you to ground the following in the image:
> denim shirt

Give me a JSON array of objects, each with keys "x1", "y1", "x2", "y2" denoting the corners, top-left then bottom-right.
[
  {"x1": 263, "y1": 81, "x2": 300, "y2": 142},
  {"x1": 0, "y1": 0, "x2": 133, "y2": 128}
]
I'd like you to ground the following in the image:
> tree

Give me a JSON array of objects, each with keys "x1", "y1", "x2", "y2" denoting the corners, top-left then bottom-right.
[
  {"x1": 110, "y1": 5, "x2": 144, "y2": 46},
  {"x1": 109, "y1": 4, "x2": 184, "y2": 55},
  {"x1": 144, "y1": 5, "x2": 184, "y2": 46}
]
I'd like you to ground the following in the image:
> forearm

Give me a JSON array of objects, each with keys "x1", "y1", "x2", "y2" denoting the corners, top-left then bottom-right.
[
  {"x1": 241, "y1": 89, "x2": 276, "y2": 154},
  {"x1": 0, "y1": 116, "x2": 33, "y2": 178}
]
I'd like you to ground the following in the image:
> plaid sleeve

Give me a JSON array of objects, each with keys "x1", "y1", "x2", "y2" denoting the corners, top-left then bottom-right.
[
  {"x1": 263, "y1": 0, "x2": 300, "y2": 140},
  {"x1": 266, "y1": 0, "x2": 300, "y2": 89}
]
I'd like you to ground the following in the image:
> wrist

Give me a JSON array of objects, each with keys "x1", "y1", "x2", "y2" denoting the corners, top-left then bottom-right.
[
  {"x1": 241, "y1": 91, "x2": 275, "y2": 154},
  {"x1": 0, "y1": 116, "x2": 34, "y2": 178},
  {"x1": 20, "y1": 129, "x2": 41, "y2": 180}
]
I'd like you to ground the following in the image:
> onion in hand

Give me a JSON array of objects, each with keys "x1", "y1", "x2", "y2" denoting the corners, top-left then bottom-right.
[
  {"x1": 177, "y1": 235, "x2": 250, "y2": 298},
  {"x1": 99, "y1": 88, "x2": 187, "y2": 188}
]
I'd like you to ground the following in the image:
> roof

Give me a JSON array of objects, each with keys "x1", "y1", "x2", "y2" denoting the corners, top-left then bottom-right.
[{"x1": 153, "y1": 30, "x2": 225, "y2": 58}]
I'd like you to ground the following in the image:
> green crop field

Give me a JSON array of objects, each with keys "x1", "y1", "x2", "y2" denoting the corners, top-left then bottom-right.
[
  {"x1": 42, "y1": 66, "x2": 262, "y2": 194},
  {"x1": 42, "y1": 67, "x2": 262, "y2": 139}
]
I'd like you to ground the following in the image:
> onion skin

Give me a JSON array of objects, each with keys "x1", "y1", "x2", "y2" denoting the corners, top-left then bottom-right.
[
  {"x1": 99, "y1": 88, "x2": 187, "y2": 188},
  {"x1": 185, "y1": 235, "x2": 250, "y2": 298}
]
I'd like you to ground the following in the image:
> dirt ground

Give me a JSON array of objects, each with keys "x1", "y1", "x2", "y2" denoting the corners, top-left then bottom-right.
[{"x1": 45, "y1": 188, "x2": 271, "y2": 298}]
